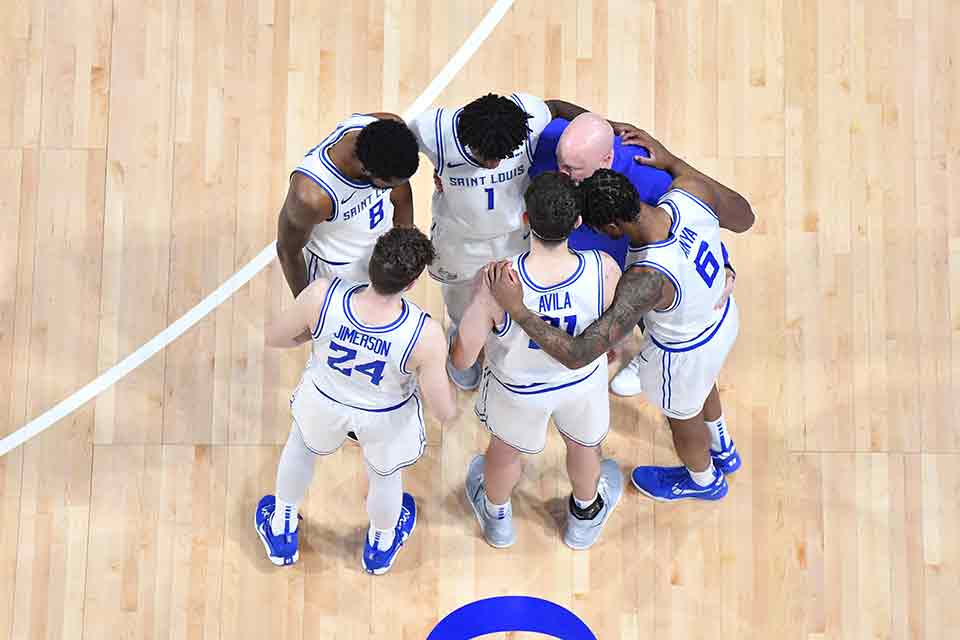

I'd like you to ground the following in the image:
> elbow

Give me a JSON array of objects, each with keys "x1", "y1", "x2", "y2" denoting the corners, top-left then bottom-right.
[{"x1": 731, "y1": 198, "x2": 756, "y2": 233}]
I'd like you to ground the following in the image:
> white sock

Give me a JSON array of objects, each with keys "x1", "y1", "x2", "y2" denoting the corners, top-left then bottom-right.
[
  {"x1": 270, "y1": 500, "x2": 299, "y2": 536},
  {"x1": 687, "y1": 461, "x2": 717, "y2": 487},
  {"x1": 367, "y1": 525, "x2": 396, "y2": 550},
  {"x1": 573, "y1": 492, "x2": 598, "y2": 509},
  {"x1": 484, "y1": 493, "x2": 511, "y2": 519},
  {"x1": 705, "y1": 415, "x2": 729, "y2": 452}
]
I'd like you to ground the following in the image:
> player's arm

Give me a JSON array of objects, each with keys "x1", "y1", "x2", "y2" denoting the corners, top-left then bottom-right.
[
  {"x1": 487, "y1": 262, "x2": 667, "y2": 370},
  {"x1": 389, "y1": 181, "x2": 414, "y2": 227},
  {"x1": 631, "y1": 129, "x2": 755, "y2": 233},
  {"x1": 277, "y1": 173, "x2": 333, "y2": 298},
  {"x1": 265, "y1": 277, "x2": 331, "y2": 348},
  {"x1": 599, "y1": 252, "x2": 622, "y2": 311},
  {"x1": 409, "y1": 319, "x2": 457, "y2": 423},
  {"x1": 544, "y1": 99, "x2": 640, "y2": 140},
  {"x1": 451, "y1": 270, "x2": 501, "y2": 370}
]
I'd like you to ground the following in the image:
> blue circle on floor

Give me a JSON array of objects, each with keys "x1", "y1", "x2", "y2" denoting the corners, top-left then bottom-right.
[{"x1": 427, "y1": 596, "x2": 597, "y2": 639}]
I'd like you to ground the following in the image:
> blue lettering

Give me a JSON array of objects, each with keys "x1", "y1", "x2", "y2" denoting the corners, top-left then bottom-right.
[
  {"x1": 678, "y1": 226, "x2": 698, "y2": 259},
  {"x1": 537, "y1": 292, "x2": 572, "y2": 313},
  {"x1": 334, "y1": 325, "x2": 391, "y2": 357}
]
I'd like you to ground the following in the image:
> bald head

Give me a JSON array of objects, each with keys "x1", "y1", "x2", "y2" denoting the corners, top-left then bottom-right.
[{"x1": 557, "y1": 113, "x2": 615, "y2": 183}]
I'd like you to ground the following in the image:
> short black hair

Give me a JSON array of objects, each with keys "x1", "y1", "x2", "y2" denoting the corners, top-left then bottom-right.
[
  {"x1": 524, "y1": 172, "x2": 583, "y2": 244},
  {"x1": 355, "y1": 119, "x2": 420, "y2": 181},
  {"x1": 368, "y1": 227, "x2": 436, "y2": 295},
  {"x1": 579, "y1": 168, "x2": 641, "y2": 229},
  {"x1": 457, "y1": 94, "x2": 532, "y2": 161}
]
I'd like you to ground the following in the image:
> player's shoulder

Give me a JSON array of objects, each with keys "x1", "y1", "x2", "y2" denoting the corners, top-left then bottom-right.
[
  {"x1": 596, "y1": 250, "x2": 622, "y2": 276},
  {"x1": 409, "y1": 313, "x2": 444, "y2": 362},
  {"x1": 288, "y1": 172, "x2": 335, "y2": 219}
]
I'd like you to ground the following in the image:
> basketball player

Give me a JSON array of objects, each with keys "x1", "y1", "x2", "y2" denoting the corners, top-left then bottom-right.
[
  {"x1": 409, "y1": 94, "x2": 639, "y2": 390},
  {"x1": 256, "y1": 227, "x2": 456, "y2": 575},
  {"x1": 276, "y1": 113, "x2": 420, "y2": 298},
  {"x1": 451, "y1": 173, "x2": 623, "y2": 549},
  {"x1": 487, "y1": 131, "x2": 754, "y2": 502}
]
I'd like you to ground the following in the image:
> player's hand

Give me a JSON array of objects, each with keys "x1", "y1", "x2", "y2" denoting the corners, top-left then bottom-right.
[
  {"x1": 714, "y1": 266, "x2": 736, "y2": 310},
  {"x1": 610, "y1": 121, "x2": 643, "y2": 145},
  {"x1": 485, "y1": 261, "x2": 526, "y2": 316},
  {"x1": 433, "y1": 170, "x2": 444, "y2": 193},
  {"x1": 629, "y1": 129, "x2": 678, "y2": 171}
]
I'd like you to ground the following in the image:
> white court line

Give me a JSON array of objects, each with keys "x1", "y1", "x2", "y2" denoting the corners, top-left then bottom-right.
[{"x1": 0, "y1": 0, "x2": 515, "y2": 457}]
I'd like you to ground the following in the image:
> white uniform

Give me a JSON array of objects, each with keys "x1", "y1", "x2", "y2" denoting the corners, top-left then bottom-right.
[
  {"x1": 409, "y1": 93, "x2": 553, "y2": 324},
  {"x1": 626, "y1": 188, "x2": 740, "y2": 419},
  {"x1": 475, "y1": 249, "x2": 610, "y2": 453},
  {"x1": 291, "y1": 277, "x2": 430, "y2": 475},
  {"x1": 293, "y1": 115, "x2": 396, "y2": 285}
]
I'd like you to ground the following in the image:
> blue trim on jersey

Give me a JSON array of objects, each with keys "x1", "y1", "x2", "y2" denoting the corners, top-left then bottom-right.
[
  {"x1": 312, "y1": 381, "x2": 415, "y2": 413},
  {"x1": 451, "y1": 108, "x2": 485, "y2": 168},
  {"x1": 516, "y1": 251, "x2": 585, "y2": 292},
  {"x1": 313, "y1": 277, "x2": 342, "y2": 338},
  {"x1": 342, "y1": 284, "x2": 410, "y2": 333},
  {"x1": 319, "y1": 125, "x2": 370, "y2": 189},
  {"x1": 399, "y1": 312, "x2": 429, "y2": 375},
  {"x1": 509, "y1": 93, "x2": 535, "y2": 163},
  {"x1": 628, "y1": 200, "x2": 681, "y2": 251},
  {"x1": 661, "y1": 352, "x2": 672, "y2": 409},
  {"x1": 594, "y1": 250, "x2": 604, "y2": 319},
  {"x1": 306, "y1": 252, "x2": 318, "y2": 283},
  {"x1": 490, "y1": 363, "x2": 600, "y2": 395},
  {"x1": 671, "y1": 188, "x2": 719, "y2": 221},
  {"x1": 494, "y1": 312, "x2": 511, "y2": 337},
  {"x1": 434, "y1": 109, "x2": 446, "y2": 177},
  {"x1": 291, "y1": 168, "x2": 339, "y2": 222},
  {"x1": 650, "y1": 296, "x2": 732, "y2": 353},
  {"x1": 626, "y1": 260, "x2": 682, "y2": 313},
  {"x1": 306, "y1": 248, "x2": 351, "y2": 267}
]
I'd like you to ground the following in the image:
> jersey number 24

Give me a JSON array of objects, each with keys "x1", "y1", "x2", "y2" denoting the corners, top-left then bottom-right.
[{"x1": 327, "y1": 342, "x2": 385, "y2": 385}]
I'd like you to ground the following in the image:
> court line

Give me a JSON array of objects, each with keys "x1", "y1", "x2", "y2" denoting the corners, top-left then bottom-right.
[{"x1": 0, "y1": 0, "x2": 515, "y2": 457}]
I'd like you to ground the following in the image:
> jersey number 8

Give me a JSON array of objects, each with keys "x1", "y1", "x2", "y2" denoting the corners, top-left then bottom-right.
[{"x1": 368, "y1": 200, "x2": 385, "y2": 230}]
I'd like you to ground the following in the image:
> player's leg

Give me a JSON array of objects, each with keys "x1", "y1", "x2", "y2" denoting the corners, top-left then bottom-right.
[
  {"x1": 702, "y1": 383, "x2": 741, "y2": 473},
  {"x1": 467, "y1": 373, "x2": 547, "y2": 548},
  {"x1": 443, "y1": 279, "x2": 483, "y2": 390},
  {"x1": 255, "y1": 424, "x2": 319, "y2": 566},
  {"x1": 554, "y1": 368, "x2": 623, "y2": 549},
  {"x1": 356, "y1": 395, "x2": 426, "y2": 574}
]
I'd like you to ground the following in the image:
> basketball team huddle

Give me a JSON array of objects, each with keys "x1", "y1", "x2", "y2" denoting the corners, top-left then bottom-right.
[{"x1": 255, "y1": 93, "x2": 755, "y2": 575}]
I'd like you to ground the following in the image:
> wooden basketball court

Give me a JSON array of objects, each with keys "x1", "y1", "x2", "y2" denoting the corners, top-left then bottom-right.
[{"x1": 1, "y1": 1, "x2": 958, "y2": 638}]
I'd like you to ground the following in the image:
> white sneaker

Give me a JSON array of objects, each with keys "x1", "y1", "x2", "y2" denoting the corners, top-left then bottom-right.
[{"x1": 609, "y1": 354, "x2": 644, "y2": 396}]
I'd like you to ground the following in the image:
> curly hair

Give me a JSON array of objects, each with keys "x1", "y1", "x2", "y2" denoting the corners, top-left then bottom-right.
[
  {"x1": 355, "y1": 119, "x2": 420, "y2": 181},
  {"x1": 523, "y1": 172, "x2": 583, "y2": 244},
  {"x1": 368, "y1": 227, "x2": 436, "y2": 295},
  {"x1": 457, "y1": 94, "x2": 532, "y2": 161},
  {"x1": 579, "y1": 168, "x2": 641, "y2": 229}
]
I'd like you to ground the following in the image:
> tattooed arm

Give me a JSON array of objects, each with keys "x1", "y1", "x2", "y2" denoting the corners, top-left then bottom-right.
[{"x1": 486, "y1": 262, "x2": 667, "y2": 370}]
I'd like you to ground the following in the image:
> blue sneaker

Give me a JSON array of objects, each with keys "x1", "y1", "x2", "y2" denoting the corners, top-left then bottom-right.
[
  {"x1": 254, "y1": 495, "x2": 300, "y2": 566},
  {"x1": 361, "y1": 492, "x2": 417, "y2": 575},
  {"x1": 711, "y1": 440, "x2": 742, "y2": 475},
  {"x1": 630, "y1": 465, "x2": 728, "y2": 502}
]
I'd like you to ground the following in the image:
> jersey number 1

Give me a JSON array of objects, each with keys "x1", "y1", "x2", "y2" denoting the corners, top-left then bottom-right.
[{"x1": 484, "y1": 187, "x2": 495, "y2": 211}]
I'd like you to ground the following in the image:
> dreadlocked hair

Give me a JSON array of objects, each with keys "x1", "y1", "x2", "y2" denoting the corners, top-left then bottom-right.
[
  {"x1": 524, "y1": 172, "x2": 583, "y2": 244},
  {"x1": 355, "y1": 119, "x2": 420, "y2": 181},
  {"x1": 457, "y1": 94, "x2": 532, "y2": 161},
  {"x1": 579, "y1": 168, "x2": 642, "y2": 229},
  {"x1": 367, "y1": 227, "x2": 436, "y2": 295}
]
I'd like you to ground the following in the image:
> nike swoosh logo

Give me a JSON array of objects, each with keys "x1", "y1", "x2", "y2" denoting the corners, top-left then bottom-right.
[
  {"x1": 340, "y1": 193, "x2": 355, "y2": 204},
  {"x1": 446, "y1": 161, "x2": 466, "y2": 168}
]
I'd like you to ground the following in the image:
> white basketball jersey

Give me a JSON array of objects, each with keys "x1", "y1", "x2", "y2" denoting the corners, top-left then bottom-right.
[
  {"x1": 486, "y1": 249, "x2": 607, "y2": 389},
  {"x1": 305, "y1": 278, "x2": 429, "y2": 411},
  {"x1": 293, "y1": 115, "x2": 396, "y2": 273},
  {"x1": 626, "y1": 189, "x2": 731, "y2": 349},
  {"x1": 409, "y1": 93, "x2": 552, "y2": 240}
]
